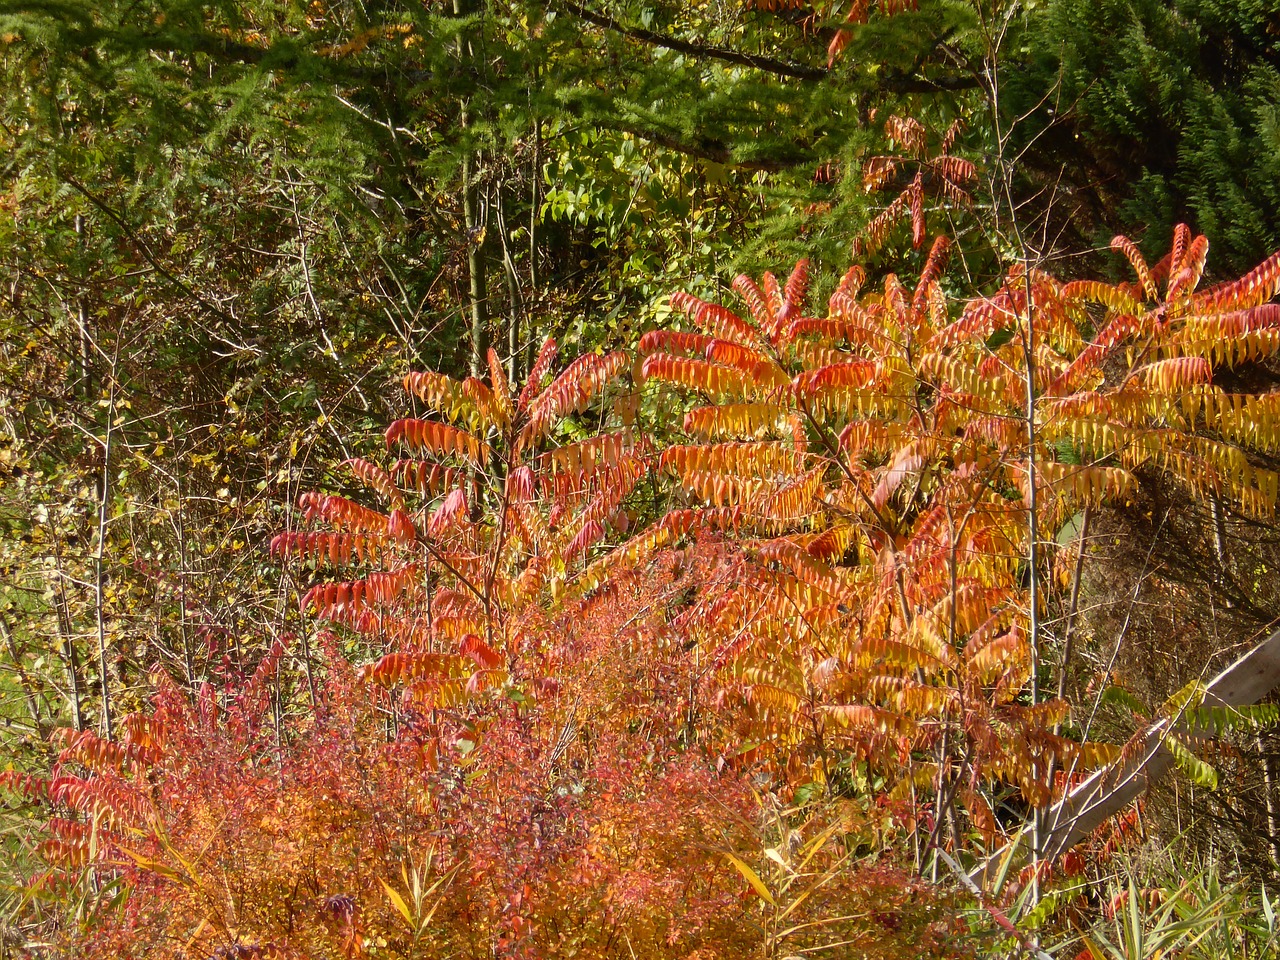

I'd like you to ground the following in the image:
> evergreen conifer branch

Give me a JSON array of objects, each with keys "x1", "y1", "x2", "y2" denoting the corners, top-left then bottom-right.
[
  {"x1": 558, "y1": 0, "x2": 828, "y2": 80},
  {"x1": 607, "y1": 121, "x2": 814, "y2": 172},
  {"x1": 30, "y1": 21, "x2": 360, "y2": 78}
]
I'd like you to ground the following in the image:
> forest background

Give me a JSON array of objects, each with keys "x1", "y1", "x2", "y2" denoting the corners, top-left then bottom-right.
[{"x1": 2, "y1": 0, "x2": 1280, "y2": 956}]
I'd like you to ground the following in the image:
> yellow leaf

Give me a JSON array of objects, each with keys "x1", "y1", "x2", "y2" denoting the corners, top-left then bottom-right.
[
  {"x1": 381, "y1": 878, "x2": 414, "y2": 925},
  {"x1": 116, "y1": 846, "x2": 186, "y2": 883},
  {"x1": 723, "y1": 851, "x2": 776, "y2": 906}
]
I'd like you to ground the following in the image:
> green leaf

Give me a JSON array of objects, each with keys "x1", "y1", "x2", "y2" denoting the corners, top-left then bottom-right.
[
  {"x1": 1166, "y1": 735, "x2": 1218, "y2": 790},
  {"x1": 1098, "y1": 684, "x2": 1148, "y2": 717},
  {"x1": 1160, "y1": 679, "x2": 1207, "y2": 719},
  {"x1": 1055, "y1": 509, "x2": 1086, "y2": 546},
  {"x1": 1183, "y1": 702, "x2": 1280, "y2": 735},
  {"x1": 985, "y1": 327, "x2": 1015, "y2": 350}
]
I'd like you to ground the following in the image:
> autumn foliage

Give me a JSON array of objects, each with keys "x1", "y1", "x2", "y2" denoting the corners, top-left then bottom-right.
[
  {"x1": 10, "y1": 223, "x2": 1280, "y2": 956},
  {"x1": 635, "y1": 226, "x2": 1280, "y2": 852},
  {"x1": 7, "y1": 557, "x2": 972, "y2": 958}
]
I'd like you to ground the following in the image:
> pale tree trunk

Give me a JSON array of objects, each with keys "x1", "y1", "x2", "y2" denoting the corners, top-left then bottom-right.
[
  {"x1": 455, "y1": 0, "x2": 489, "y2": 378},
  {"x1": 462, "y1": 148, "x2": 488, "y2": 378}
]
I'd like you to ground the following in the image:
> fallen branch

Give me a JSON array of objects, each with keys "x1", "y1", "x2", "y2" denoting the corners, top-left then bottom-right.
[{"x1": 972, "y1": 628, "x2": 1280, "y2": 885}]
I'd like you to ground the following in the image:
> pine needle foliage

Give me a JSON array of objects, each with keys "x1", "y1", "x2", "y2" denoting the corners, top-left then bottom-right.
[{"x1": 1010, "y1": 0, "x2": 1280, "y2": 274}]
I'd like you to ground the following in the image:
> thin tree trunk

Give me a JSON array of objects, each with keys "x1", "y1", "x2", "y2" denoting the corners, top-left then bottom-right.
[
  {"x1": 527, "y1": 114, "x2": 541, "y2": 376},
  {"x1": 74, "y1": 214, "x2": 93, "y2": 400},
  {"x1": 498, "y1": 188, "x2": 524, "y2": 383},
  {"x1": 0, "y1": 613, "x2": 47, "y2": 736},
  {"x1": 505, "y1": 258, "x2": 521, "y2": 383},
  {"x1": 463, "y1": 149, "x2": 488, "y2": 378},
  {"x1": 1056, "y1": 504, "x2": 1092, "y2": 710},
  {"x1": 94, "y1": 345, "x2": 119, "y2": 741},
  {"x1": 175, "y1": 475, "x2": 195, "y2": 689},
  {"x1": 51, "y1": 535, "x2": 85, "y2": 732},
  {"x1": 454, "y1": 0, "x2": 488, "y2": 378},
  {"x1": 1260, "y1": 731, "x2": 1280, "y2": 875}
]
